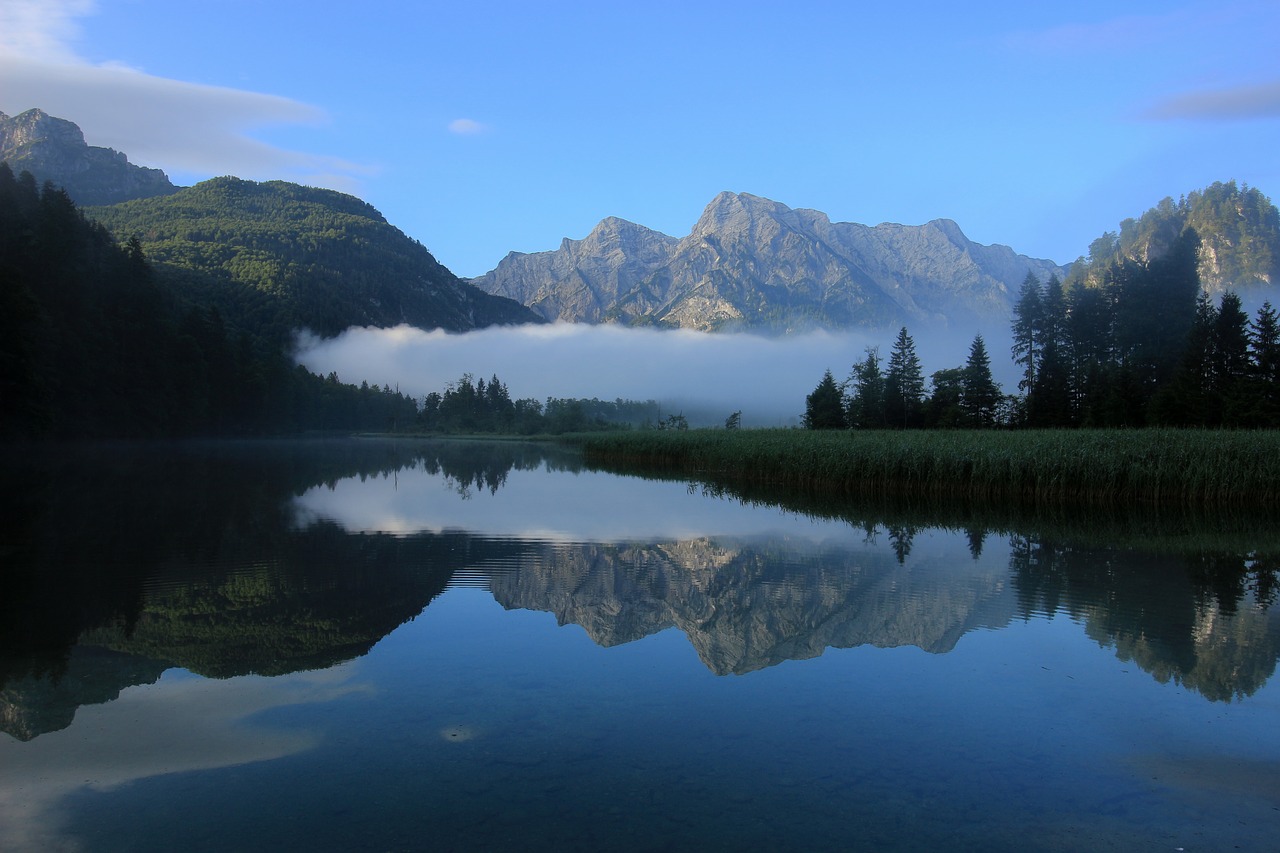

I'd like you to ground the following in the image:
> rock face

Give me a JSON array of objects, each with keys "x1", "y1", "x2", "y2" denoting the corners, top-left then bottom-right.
[
  {"x1": 0, "y1": 108, "x2": 178, "y2": 205},
  {"x1": 480, "y1": 216, "x2": 681, "y2": 325},
  {"x1": 470, "y1": 191, "x2": 1068, "y2": 332}
]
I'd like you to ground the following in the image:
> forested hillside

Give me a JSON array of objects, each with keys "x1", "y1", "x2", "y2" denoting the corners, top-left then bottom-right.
[
  {"x1": 0, "y1": 165, "x2": 419, "y2": 438},
  {"x1": 1073, "y1": 181, "x2": 1280, "y2": 292},
  {"x1": 87, "y1": 176, "x2": 539, "y2": 339}
]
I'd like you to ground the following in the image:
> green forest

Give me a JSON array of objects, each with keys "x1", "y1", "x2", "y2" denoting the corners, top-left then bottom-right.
[
  {"x1": 806, "y1": 226, "x2": 1280, "y2": 430},
  {"x1": 0, "y1": 165, "x2": 420, "y2": 438},
  {"x1": 85, "y1": 175, "x2": 536, "y2": 340}
]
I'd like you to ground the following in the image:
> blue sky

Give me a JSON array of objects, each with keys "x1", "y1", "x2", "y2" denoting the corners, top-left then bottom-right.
[{"x1": 3, "y1": 0, "x2": 1279, "y2": 278}]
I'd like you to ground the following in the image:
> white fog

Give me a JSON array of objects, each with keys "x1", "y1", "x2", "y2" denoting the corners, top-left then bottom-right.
[{"x1": 294, "y1": 321, "x2": 1017, "y2": 426}]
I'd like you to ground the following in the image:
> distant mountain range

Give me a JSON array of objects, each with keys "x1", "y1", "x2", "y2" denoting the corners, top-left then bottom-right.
[
  {"x1": 469, "y1": 192, "x2": 1069, "y2": 332},
  {"x1": 7, "y1": 107, "x2": 1279, "y2": 340}
]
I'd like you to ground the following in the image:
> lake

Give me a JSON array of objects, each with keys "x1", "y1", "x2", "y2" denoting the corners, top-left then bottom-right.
[{"x1": 2, "y1": 438, "x2": 1278, "y2": 852}]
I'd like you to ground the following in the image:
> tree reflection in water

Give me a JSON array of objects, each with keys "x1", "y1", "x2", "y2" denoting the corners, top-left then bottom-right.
[{"x1": 3, "y1": 438, "x2": 1278, "y2": 746}]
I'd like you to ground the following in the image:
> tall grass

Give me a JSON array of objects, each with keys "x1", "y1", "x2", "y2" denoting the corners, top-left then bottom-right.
[{"x1": 572, "y1": 428, "x2": 1280, "y2": 509}]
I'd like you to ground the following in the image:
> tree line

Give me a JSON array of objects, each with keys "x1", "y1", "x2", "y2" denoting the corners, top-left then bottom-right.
[
  {"x1": 804, "y1": 328, "x2": 1002, "y2": 430},
  {"x1": 805, "y1": 227, "x2": 1280, "y2": 430},
  {"x1": 418, "y1": 373, "x2": 660, "y2": 434}
]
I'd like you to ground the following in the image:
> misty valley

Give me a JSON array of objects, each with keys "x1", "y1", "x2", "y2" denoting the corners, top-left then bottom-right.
[{"x1": 2, "y1": 439, "x2": 1278, "y2": 852}]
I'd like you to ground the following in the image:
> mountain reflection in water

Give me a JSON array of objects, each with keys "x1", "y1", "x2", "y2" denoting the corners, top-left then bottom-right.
[{"x1": 2, "y1": 438, "x2": 1278, "y2": 746}]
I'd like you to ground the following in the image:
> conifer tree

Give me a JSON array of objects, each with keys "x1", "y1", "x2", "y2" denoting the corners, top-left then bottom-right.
[
  {"x1": 845, "y1": 347, "x2": 885, "y2": 428},
  {"x1": 960, "y1": 335, "x2": 1001, "y2": 427},
  {"x1": 1245, "y1": 301, "x2": 1280, "y2": 426},
  {"x1": 803, "y1": 369, "x2": 847, "y2": 429},
  {"x1": 885, "y1": 327, "x2": 924, "y2": 428},
  {"x1": 1011, "y1": 273, "x2": 1043, "y2": 397},
  {"x1": 1211, "y1": 291, "x2": 1250, "y2": 402}
]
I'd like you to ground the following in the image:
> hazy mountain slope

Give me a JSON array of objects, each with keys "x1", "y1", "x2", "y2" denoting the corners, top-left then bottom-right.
[
  {"x1": 89, "y1": 176, "x2": 541, "y2": 337},
  {"x1": 0, "y1": 108, "x2": 177, "y2": 205},
  {"x1": 470, "y1": 191, "x2": 1068, "y2": 332},
  {"x1": 478, "y1": 216, "x2": 680, "y2": 323}
]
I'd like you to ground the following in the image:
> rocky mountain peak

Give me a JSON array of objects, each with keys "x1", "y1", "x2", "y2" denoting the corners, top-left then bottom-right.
[
  {"x1": 0, "y1": 107, "x2": 177, "y2": 206},
  {"x1": 693, "y1": 191, "x2": 787, "y2": 235},
  {"x1": 924, "y1": 218, "x2": 968, "y2": 246},
  {"x1": 473, "y1": 191, "x2": 1069, "y2": 332},
  {"x1": 1, "y1": 108, "x2": 87, "y2": 149},
  {"x1": 581, "y1": 215, "x2": 672, "y2": 249}
]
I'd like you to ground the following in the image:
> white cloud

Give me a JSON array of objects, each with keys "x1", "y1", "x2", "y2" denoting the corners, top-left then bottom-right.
[
  {"x1": 447, "y1": 117, "x2": 488, "y2": 135},
  {"x1": 0, "y1": 0, "x2": 93, "y2": 62},
  {"x1": 0, "y1": 0, "x2": 371, "y2": 189}
]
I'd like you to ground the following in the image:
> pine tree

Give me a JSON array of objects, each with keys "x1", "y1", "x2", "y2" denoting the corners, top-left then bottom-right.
[
  {"x1": 845, "y1": 347, "x2": 885, "y2": 428},
  {"x1": 1065, "y1": 283, "x2": 1113, "y2": 421},
  {"x1": 1244, "y1": 301, "x2": 1280, "y2": 426},
  {"x1": 960, "y1": 335, "x2": 1001, "y2": 427},
  {"x1": 1011, "y1": 273, "x2": 1043, "y2": 397},
  {"x1": 925, "y1": 367, "x2": 965, "y2": 428},
  {"x1": 1152, "y1": 292, "x2": 1217, "y2": 426},
  {"x1": 803, "y1": 369, "x2": 847, "y2": 429},
  {"x1": 1211, "y1": 291, "x2": 1250, "y2": 420},
  {"x1": 1251, "y1": 301, "x2": 1280, "y2": 385},
  {"x1": 885, "y1": 327, "x2": 924, "y2": 428}
]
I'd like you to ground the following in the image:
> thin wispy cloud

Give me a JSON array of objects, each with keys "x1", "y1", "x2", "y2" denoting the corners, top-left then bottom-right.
[
  {"x1": 448, "y1": 118, "x2": 488, "y2": 135},
  {"x1": 1004, "y1": 11, "x2": 1193, "y2": 54},
  {"x1": 1145, "y1": 80, "x2": 1280, "y2": 121},
  {"x1": 0, "y1": 0, "x2": 371, "y2": 189}
]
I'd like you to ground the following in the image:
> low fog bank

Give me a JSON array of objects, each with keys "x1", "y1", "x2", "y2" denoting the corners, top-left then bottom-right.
[{"x1": 294, "y1": 322, "x2": 1017, "y2": 427}]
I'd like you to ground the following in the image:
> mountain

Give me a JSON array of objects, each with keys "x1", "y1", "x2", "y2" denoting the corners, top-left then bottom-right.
[
  {"x1": 472, "y1": 216, "x2": 681, "y2": 326},
  {"x1": 0, "y1": 108, "x2": 177, "y2": 205},
  {"x1": 1, "y1": 109, "x2": 539, "y2": 339},
  {"x1": 87, "y1": 175, "x2": 541, "y2": 337},
  {"x1": 470, "y1": 191, "x2": 1068, "y2": 332},
  {"x1": 1073, "y1": 180, "x2": 1280, "y2": 294}
]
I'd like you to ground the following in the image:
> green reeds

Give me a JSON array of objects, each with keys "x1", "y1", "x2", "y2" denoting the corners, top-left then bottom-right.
[{"x1": 572, "y1": 428, "x2": 1280, "y2": 509}]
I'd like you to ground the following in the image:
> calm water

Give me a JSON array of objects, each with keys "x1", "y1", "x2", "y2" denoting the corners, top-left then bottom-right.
[{"x1": 2, "y1": 438, "x2": 1278, "y2": 852}]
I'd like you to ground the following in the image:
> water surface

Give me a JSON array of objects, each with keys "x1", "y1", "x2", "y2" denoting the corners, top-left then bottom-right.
[{"x1": 2, "y1": 439, "x2": 1277, "y2": 851}]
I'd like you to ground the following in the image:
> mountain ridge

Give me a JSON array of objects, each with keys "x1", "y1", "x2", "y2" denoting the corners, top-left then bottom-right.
[
  {"x1": 87, "y1": 175, "x2": 541, "y2": 337},
  {"x1": 469, "y1": 191, "x2": 1068, "y2": 332}
]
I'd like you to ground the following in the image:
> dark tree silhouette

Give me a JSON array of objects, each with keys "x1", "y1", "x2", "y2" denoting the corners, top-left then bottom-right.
[{"x1": 803, "y1": 370, "x2": 848, "y2": 430}]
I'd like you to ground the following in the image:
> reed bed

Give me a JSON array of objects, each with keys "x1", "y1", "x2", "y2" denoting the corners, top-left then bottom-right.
[{"x1": 573, "y1": 428, "x2": 1280, "y2": 509}]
